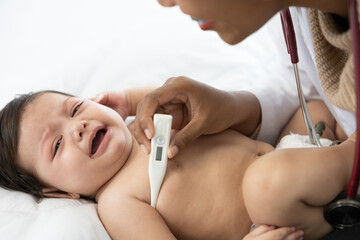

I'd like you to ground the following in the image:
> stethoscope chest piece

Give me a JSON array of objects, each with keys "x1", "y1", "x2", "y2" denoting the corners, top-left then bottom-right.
[{"x1": 324, "y1": 195, "x2": 360, "y2": 229}]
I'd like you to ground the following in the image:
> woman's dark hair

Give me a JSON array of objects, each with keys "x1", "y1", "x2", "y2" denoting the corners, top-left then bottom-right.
[{"x1": 0, "y1": 90, "x2": 72, "y2": 201}]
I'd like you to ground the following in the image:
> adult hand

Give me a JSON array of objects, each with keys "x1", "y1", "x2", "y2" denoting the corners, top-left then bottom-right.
[
  {"x1": 243, "y1": 225, "x2": 304, "y2": 240},
  {"x1": 92, "y1": 91, "x2": 130, "y2": 119},
  {"x1": 134, "y1": 76, "x2": 261, "y2": 158}
]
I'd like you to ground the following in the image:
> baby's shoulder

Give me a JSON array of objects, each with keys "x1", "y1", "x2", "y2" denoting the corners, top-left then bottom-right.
[
  {"x1": 97, "y1": 184, "x2": 129, "y2": 211},
  {"x1": 96, "y1": 160, "x2": 150, "y2": 213},
  {"x1": 96, "y1": 185, "x2": 153, "y2": 239},
  {"x1": 97, "y1": 184, "x2": 145, "y2": 222}
]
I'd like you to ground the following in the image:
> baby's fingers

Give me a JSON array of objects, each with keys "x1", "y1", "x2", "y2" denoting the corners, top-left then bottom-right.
[
  {"x1": 265, "y1": 227, "x2": 303, "y2": 240},
  {"x1": 249, "y1": 225, "x2": 276, "y2": 236},
  {"x1": 245, "y1": 225, "x2": 303, "y2": 240},
  {"x1": 283, "y1": 229, "x2": 304, "y2": 240},
  {"x1": 91, "y1": 93, "x2": 106, "y2": 103}
]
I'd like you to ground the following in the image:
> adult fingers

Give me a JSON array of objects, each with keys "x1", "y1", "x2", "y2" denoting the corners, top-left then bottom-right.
[
  {"x1": 136, "y1": 82, "x2": 181, "y2": 124},
  {"x1": 134, "y1": 96, "x2": 173, "y2": 155},
  {"x1": 167, "y1": 115, "x2": 205, "y2": 158},
  {"x1": 133, "y1": 113, "x2": 153, "y2": 155},
  {"x1": 134, "y1": 80, "x2": 183, "y2": 153}
]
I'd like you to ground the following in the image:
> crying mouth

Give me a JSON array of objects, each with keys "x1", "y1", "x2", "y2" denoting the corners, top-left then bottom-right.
[{"x1": 91, "y1": 128, "x2": 107, "y2": 155}]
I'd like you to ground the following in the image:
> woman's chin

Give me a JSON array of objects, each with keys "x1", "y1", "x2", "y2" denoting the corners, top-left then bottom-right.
[{"x1": 218, "y1": 32, "x2": 242, "y2": 45}]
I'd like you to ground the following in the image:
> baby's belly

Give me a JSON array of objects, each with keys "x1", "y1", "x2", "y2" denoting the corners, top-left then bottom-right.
[{"x1": 155, "y1": 134, "x2": 256, "y2": 239}]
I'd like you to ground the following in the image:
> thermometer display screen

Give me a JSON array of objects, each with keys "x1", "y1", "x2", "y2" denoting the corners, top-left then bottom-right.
[{"x1": 156, "y1": 147, "x2": 163, "y2": 161}]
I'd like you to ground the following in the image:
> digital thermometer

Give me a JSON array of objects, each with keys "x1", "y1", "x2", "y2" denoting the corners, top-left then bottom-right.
[{"x1": 149, "y1": 114, "x2": 172, "y2": 208}]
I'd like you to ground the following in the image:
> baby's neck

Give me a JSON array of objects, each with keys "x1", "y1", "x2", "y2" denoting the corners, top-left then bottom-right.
[{"x1": 95, "y1": 138, "x2": 146, "y2": 202}]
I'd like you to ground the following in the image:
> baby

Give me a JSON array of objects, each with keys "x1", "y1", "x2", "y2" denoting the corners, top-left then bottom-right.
[{"x1": 0, "y1": 90, "x2": 354, "y2": 240}]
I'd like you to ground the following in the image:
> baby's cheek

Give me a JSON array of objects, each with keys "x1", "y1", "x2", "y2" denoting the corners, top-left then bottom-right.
[{"x1": 59, "y1": 150, "x2": 87, "y2": 175}]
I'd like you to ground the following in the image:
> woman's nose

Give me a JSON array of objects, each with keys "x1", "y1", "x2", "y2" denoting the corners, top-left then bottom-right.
[
  {"x1": 157, "y1": 0, "x2": 177, "y2": 7},
  {"x1": 71, "y1": 120, "x2": 88, "y2": 141}
]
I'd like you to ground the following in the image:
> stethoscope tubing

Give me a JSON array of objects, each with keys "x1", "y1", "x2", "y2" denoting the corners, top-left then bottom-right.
[
  {"x1": 280, "y1": 8, "x2": 322, "y2": 147},
  {"x1": 347, "y1": 0, "x2": 360, "y2": 200},
  {"x1": 292, "y1": 63, "x2": 322, "y2": 147}
]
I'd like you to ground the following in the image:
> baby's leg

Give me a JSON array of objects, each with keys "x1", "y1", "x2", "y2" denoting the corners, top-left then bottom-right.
[
  {"x1": 242, "y1": 139, "x2": 354, "y2": 240},
  {"x1": 277, "y1": 100, "x2": 347, "y2": 143}
]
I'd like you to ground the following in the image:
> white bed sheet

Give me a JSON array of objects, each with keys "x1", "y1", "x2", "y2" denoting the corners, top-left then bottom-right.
[{"x1": 0, "y1": 0, "x2": 279, "y2": 239}]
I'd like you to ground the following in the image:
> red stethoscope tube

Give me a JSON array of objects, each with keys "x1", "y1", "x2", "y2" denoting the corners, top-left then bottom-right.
[
  {"x1": 348, "y1": 0, "x2": 360, "y2": 200},
  {"x1": 280, "y1": 9, "x2": 298, "y2": 64}
]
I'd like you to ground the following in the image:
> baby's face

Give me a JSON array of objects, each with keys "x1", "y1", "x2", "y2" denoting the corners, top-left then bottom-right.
[{"x1": 17, "y1": 92, "x2": 133, "y2": 196}]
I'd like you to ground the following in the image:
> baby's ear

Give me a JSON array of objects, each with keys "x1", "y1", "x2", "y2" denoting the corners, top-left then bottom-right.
[{"x1": 42, "y1": 187, "x2": 80, "y2": 199}]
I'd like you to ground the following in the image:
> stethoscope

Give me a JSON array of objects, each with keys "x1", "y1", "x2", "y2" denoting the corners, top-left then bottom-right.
[{"x1": 280, "y1": 0, "x2": 360, "y2": 229}]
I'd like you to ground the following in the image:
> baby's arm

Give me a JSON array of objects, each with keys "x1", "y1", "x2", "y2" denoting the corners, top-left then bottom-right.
[
  {"x1": 93, "y1": 86, "x2": 156, "y2": 119},
  {"x1": 98, "y1": 195, "x2": 176, "y2": 240},
  {"x1": 243, "y1": 225, "x2": 303, "y2": 240},
  {"x1": 94, "y1": 87, "x2": 191, "y2": 134}
]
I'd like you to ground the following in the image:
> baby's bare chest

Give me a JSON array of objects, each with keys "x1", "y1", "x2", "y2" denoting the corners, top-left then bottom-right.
[
  {"x1": 155, "y1": 134, "x2": 257, "y2": 239},
  {"x1": 104, "y1": 131, "x2": 260, "y2": 239}
]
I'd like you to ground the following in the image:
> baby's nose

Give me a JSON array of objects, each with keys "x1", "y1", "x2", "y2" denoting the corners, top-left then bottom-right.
[{"x1": 71, "y1": 120, "x2": 87, "y2": 141}]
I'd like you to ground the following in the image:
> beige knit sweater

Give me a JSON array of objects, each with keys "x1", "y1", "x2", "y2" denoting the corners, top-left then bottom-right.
[{"x1": 308, "y1": 0, "x2": 360, "y2": 112}]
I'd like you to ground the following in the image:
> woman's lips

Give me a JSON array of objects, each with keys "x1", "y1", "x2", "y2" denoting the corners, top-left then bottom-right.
[{"x1": 196, "y1": 19, "x2": 214, "y2": 31}]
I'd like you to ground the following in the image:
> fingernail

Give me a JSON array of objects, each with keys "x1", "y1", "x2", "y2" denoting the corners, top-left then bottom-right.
[
  {"x1": 168, "y1": 145, "x2": 179, "y2": 158},
  {"x1": 290, "y1": 226, "x2": 296, "y2": 232},
  {"x1": 144, "y1": 129, "x2": 151, "y2": 139},
  {"x1": 140, "y1": 144, "x2": 148, "y2": 155}
]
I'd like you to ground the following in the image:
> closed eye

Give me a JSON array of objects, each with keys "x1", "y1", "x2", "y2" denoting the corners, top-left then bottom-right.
[{"x1": 72, "y1": 101, "x2": 83, "y2": 117}]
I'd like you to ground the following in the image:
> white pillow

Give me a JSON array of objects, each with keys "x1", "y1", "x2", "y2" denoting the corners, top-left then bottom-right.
[{"x1": 0, "y1": 188, "x2": 110, "y2": 240}]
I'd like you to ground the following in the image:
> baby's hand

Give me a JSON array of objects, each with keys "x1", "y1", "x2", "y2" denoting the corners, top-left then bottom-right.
[
  {"x1": 91, "y1": 91, "x2": 130, "y2": 119},
  {"x1": 243, "y1": 225, "x2": 303, "y2": 240}
]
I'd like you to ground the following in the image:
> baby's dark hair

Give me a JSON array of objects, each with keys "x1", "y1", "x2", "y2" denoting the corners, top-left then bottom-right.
[{"x1": 0, "y1": 90, "x2": 72, "y2": 201}]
